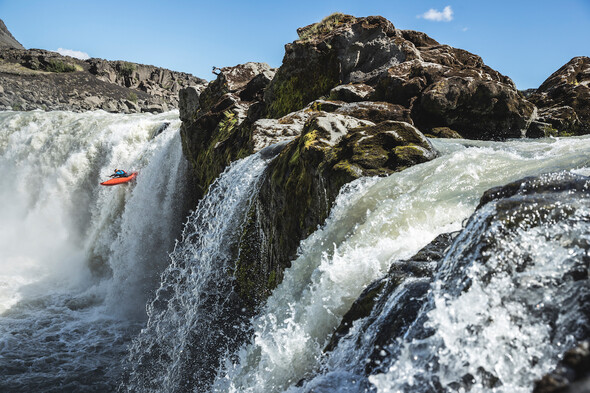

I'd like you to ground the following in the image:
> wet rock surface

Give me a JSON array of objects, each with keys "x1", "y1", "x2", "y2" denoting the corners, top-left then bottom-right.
[{"x1": 234, "y1": 116, "x2": 438, "y2": 307}]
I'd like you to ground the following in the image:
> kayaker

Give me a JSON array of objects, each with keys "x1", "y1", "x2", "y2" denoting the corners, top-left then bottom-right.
[{"x1": 110, "y1": 169, "x2": 128, "y2": 178}]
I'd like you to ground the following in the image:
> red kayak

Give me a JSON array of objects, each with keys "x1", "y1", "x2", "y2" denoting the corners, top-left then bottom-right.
[{"x1": 100, "y1": 172, "x2": 138, "y2": 186}]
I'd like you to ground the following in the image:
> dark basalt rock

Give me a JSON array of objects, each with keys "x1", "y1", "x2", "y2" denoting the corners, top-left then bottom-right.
[
  {"x1": 262, "y1": 14, "x2": 535, "y2": 140},
  {"x1": 233, "y1": 116, "x2": 438, "y2": 307},
  {"x1": 528, "y1": 56, "x2": 590, "y2": 136}
]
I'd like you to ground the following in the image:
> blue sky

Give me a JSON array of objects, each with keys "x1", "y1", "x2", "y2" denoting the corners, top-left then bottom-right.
[{"x1": 1, "y1": 0, "x2": 589, "y2": 88}]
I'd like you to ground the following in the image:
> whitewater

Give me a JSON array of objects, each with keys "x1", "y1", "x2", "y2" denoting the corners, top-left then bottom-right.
[
  {"x1": 1, "y1": 109, "x2": 589, "y2": 392},
  {"x1": 0, "y1": 110, "x2": 188, "y2": 392}
]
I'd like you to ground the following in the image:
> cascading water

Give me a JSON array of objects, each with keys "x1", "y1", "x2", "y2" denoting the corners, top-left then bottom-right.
[
  {"x1": 0, "y1": 110, "x2": 188, "y2": 392},
  {"x1": 3, "y1": 108, "x2": 590, "y2": 393},
  {"x1": 122, "y1": 145, "x2": 284, "y2": 393},
  {"x1": 211, "y1": 136, "x2": 590, "y2": 393}
]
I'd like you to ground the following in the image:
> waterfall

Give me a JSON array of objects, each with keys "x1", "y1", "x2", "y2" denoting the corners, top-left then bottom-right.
[
  {"x1": 0, "y1": 110, "x2": 187, "y2": 392},
  {"x1": 122, "y1": 146, "x2": 282, "y2": 393},
  {"x1": 3, "y1": 108, "x2": 590, "y2": 393},
  {"x1": 212, "y1": 135, "x2": 590, "y2": 393}
]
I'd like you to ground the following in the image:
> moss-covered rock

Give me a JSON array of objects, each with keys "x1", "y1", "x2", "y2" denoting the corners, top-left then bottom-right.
[
  {"x1": 179, "y1": 63, "x2": 275, "y2": 204},
  {"x1": 234, "y1": 115, "x2": 438, "y2": 308},
  {"x1": 264, "y1": 15, "x2": 411, "y2": 118}
]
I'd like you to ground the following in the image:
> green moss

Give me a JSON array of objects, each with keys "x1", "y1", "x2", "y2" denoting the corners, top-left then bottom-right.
[
  {"x1": 394, "y1": 144, "x2": 428, "y2": 166},
  {"x1": 265, "y1": 51, "x2": 341, "y2": 118},
  {"x1": 297, "y1": 13, "x2": 351, "y2": 41},
  {"x1": 118, "y1": 62, "x2": 135, "y2": 77},
  {"x1": 127, "y1": 91, "x2": 138, "y2": 103},
  {"x1": 46, "y1": 59, "x2": 78, "y2": 73}
]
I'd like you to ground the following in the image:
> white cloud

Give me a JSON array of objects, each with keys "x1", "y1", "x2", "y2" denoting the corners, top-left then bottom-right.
[
  {"x1": 54, "y1": 48, "x2": 91, "y2": 60},
  {"x1": 419, "y1": 5, "x2": 454, "y2": 22}
]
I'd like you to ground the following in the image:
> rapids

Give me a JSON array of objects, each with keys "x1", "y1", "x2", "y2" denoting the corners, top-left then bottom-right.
[
  {"x1": 1, "y1": 108, "x2": 590, "y2": 393},
  {"x1": 0, "y1": 110, "x2": 187, "y2": 392},
  {"x1": 211, "y1": 136, "x2": 590, "y2": 393}
]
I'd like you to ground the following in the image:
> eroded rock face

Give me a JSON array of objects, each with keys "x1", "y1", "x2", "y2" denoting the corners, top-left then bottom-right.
[
  {"x1": 262, "y1": 14, "x2": 535, "y2": 140},
  {"x1": 179, "y1": 62, "x2": 277, "y2": 204},
  {"x1": 0, "y1": 48, "x2": 206, "y2": 113},
  {"x1": 234, "y1": 115, "x2": 438, "y2": 307},
  {"x1": 528, "y1": 56, "x2": 590, "y2": 136}
]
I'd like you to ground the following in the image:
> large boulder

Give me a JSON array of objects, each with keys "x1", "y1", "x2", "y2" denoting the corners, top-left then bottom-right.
[
  {"x1": 234, "y1": 115, "x2": 438, "y2": 307},
  {"x1": 528, "y1": 56, "x2": 590, "y2": 136},
  {"x1": 264, "y1": 14, "x2": 416, "y2": 118},
  {"x1": 263, "y1": 14, "x2": 535, "y2": 140}
]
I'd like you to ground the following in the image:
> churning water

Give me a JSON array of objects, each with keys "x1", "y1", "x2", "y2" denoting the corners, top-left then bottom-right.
[
  {"x1": 2, "y1": 108, "x2": 590, "y2": 393},
  {"x1": 0, "y1": 110, "x2": 187, "y2": 392},
  {"x1": 211, "y1": 136, "x2": 590, "y2": 393}
]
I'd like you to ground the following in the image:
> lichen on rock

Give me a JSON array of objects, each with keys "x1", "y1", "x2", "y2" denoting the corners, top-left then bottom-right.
[{"x1": 233, "y1": 115, "x2": 438, "y2": 307}]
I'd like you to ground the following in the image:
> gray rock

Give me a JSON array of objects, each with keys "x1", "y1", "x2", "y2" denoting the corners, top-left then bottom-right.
[
  {"x1": 84, "y1": 95, "x2": 103, "y2": 107},
  {"x1": 218, "y1": 62, "x2": 274, "y2": 91},
  {"x1": 179, "y1": 86, "x2": 201, "y2": 122},
  {"x1": 329, "y1": 84, "x2": 375, "y2": 102},
  {"x1": 0, "y1": 19, "x2": 24, "y2": 49}
]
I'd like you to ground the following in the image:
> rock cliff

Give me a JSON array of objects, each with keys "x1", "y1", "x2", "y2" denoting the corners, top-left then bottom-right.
[
  {"x1": 528, "y1": 56, "x2": 590, "y2": 136},
  {"x1": 0, "y1": 19, "x2": 206, "y2": 113},
  {"x1": 178, "y1": 13, "x2": 589, "y2": 309}
]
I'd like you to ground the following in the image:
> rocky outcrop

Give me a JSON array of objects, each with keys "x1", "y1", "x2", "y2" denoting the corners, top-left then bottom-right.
[
  {"x1": 262, "y1": 13, "x2": 535, "y2": 140},
  {"x1": 178, "y1": 13, "x2": 590, "y2": 310},
  {"x1": 0, "y1": 47, "x2": 206, "y2": 113},
  {"x1": 234, "y1": 116, "x2": 438, "y2": 307},
  {"x1": 179, "y1": 62, "x2": 277, "y2": 204},
  {"x1": 0, "y1": 19, "x2": 23, "y2": 49},
  {"x1": 321, "y1": 171, "x2": 590, "y2": 388},
  {"x1": 179, "y1": 55, "x2": 440, "y2": 308},
  {"x1": 528, "y1": 56, "x2": 590, "y2": 136}
]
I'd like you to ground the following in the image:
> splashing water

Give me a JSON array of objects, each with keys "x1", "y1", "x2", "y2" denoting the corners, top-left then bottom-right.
[
  {"x1": 123, "y1": 146, "x2": 283, "y2": 393},
  {"x1": 0, "y1": 110, "x2": 187, "y2": 392},
  {"x1": 212, "y1": 135, "x2": 590, "y2": 393}
]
